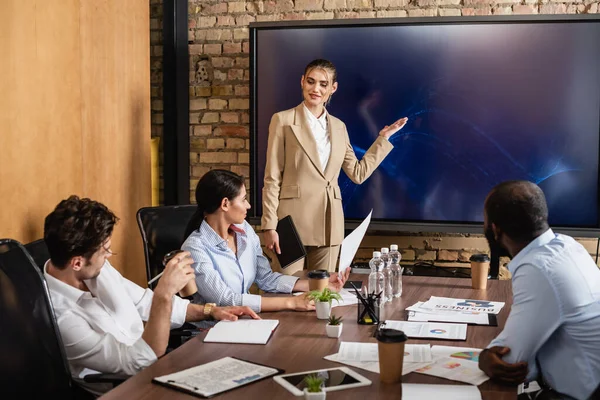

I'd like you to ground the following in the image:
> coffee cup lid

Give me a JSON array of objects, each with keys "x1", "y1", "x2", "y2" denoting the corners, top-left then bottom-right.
[
  {"x1": 376, "y1": 328, "x2": 408, "y2": 343},
  {"x1": 469, "y1": 253, "x2": 490, "y2": 262},
  {"x1": 307, "y1": 269, "x2": 330, "y2": 279}
]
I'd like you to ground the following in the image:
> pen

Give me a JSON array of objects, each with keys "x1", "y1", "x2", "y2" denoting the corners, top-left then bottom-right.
[{"x1": 147, "y1": 270, "x2": 164, "y2": 286}]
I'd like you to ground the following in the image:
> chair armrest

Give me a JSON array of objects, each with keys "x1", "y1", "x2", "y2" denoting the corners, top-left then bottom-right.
[{"x1": 83, "y1": 373, "x2": 130, "y2": 386}]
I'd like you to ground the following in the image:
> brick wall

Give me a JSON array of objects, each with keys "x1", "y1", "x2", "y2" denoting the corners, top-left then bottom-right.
[{"x1": 150, "y1": 0, "x2": 600, "y2": 273}]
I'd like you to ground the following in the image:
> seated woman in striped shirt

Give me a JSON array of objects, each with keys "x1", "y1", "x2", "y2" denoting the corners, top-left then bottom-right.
[{"x1": 181, "y1": 169, "x2": 349, "y2": 313}]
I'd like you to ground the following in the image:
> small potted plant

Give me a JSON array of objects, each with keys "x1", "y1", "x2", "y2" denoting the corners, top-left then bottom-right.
[
  {"x1": 326, "y1": 314, "x2": 343, "y2": 338},
  {"x1": 307, "y1": 288, "x2": 342, "y2": 320},
  {"x1": 303, "y1": 374, "x2": 326, "y2": 400}
]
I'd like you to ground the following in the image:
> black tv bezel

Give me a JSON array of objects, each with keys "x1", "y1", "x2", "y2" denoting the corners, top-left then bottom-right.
[{"x1": 249, "y1": 14, "x2": 600, "y2": 238}]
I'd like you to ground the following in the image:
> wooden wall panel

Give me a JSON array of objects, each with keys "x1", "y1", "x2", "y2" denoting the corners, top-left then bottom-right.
[
  {"x1": 0, "y1": 0, "x2": 150, "y2": 286},
  {"x1": 0, "y1": 0, "x2": 82, "y2": 241},
  {"x1": 80, "y1": 0, "x2": 151, "y2": 286}
]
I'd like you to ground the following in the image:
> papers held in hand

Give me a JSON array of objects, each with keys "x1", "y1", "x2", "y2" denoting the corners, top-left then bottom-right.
[
  {"x1": 203, "y1": 320, "x2": 280, "y2": 345},
  {"x1": 274, "y1": 215, "x2": 306, "y2": 269}
]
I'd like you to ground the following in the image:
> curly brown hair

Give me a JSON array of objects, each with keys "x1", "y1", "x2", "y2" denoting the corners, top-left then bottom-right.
[{"x1": 44, "y1": 195, "x2": 119, "y2": 269}]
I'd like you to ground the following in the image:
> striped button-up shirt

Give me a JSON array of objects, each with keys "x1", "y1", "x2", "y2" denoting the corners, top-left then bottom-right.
[{"x1": 182, "y1": 220, "x2": 298, "y2": 312}]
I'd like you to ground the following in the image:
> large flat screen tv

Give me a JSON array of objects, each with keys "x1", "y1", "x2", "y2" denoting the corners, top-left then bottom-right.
[{"x1": 249, "y1": 15, "x2": 600, "y2": 237}]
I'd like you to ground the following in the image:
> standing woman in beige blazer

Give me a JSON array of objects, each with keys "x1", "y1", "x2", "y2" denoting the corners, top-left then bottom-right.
[{"x1": 262, "y1": 59, "x2": 408, "y2": 274}]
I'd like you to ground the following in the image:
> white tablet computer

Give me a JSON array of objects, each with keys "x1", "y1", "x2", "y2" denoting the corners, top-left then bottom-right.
[{"x1": 273, "y1": 367, "x2": 371, "y2": 396}]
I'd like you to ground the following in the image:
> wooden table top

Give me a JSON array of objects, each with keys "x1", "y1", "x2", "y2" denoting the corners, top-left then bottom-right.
[{"x1": 101, "y1": 276, "x2": 516, "y2": 400}]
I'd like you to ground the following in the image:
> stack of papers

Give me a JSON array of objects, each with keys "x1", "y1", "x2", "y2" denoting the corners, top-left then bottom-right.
[
  {"x1": 406, "y1": 296, "x2": 504, "y2": 326},
  {"x1": 383, "y1": 320, "x2": 468, "y2": 341},
  {"x1": 324, "y1": 342, "x2": 432, "y2": 375},
  {"x1": 324, "y1": 343, "x2": 490, "y2": 387},
  {"x1": 203, "y1": 320, "x2": 279, "y2": 344},
  {"x1": 413, "y1": 346, "x2": 489, "y2": 386}
]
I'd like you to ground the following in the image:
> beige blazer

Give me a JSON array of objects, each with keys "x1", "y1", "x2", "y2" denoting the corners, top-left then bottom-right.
[{"x1": 261, "y1": 104, "x2": 393, "y2": 246}]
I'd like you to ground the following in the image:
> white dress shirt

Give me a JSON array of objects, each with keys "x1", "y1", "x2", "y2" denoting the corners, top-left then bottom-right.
[
  {"x1": 182, "y1": 220, "x2": 298, "y2": 313},
  {"x1": 488, "y1": 229, "x2": 600, "y2": 399},
  {"x1": 303, "y1": 103, "x2": 331, "y2": 171},
  {"x1": 44, "y1": 260, "x2": 189, "y2": 395}
]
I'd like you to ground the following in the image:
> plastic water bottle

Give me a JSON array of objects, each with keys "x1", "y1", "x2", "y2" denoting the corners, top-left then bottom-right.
[
  {"x1": 380, "y1": 247, "x2": 393, "y2": 302},
  {"x1": 390, "y1": 244, "x2": 404, "y2": 297},
  {"x1": 368, "y1": 251, "x2": 385, "y2": 295}
]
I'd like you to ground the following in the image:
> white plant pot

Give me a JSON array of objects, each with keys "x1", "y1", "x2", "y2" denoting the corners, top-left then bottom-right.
[
  {"x1": 326, "y1": 323, "x2": 343, "y2": 338},
  {"x1": 304, "y1": 389, "x2": 326, "y2": 400},
  {"x1": 315, "y1": 301, "x2": 331, "y2": 320}
]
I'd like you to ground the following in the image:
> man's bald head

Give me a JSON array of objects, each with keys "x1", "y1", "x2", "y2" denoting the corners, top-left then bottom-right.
[{"x1": 484, "y1": 181, "x2": 549, "y2": 243}]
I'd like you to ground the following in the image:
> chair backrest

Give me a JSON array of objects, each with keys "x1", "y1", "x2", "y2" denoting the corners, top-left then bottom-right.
[
  {"x1": 136, "y1": 205, "x2": 197, "y2": 287},
  {"x1": 0, "y1": 239, "x2": 73, "y2": 398},
  {"x1": 24, "y1": 238, "x2": 51, "y2": 271}
]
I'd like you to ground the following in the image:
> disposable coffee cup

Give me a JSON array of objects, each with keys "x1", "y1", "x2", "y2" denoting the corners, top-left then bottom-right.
[
  {"x1": 376, "y1": 328, "x2": 408, "y2": 383},
  {"x1": 307, "y1": 269, "x2": 330, "y2": 291},
  {"x1": 469, "y1": 254, "x2": 490, "y2": 290}
]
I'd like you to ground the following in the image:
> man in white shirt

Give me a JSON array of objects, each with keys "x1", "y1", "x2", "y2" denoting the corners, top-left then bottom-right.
[
  {"x1": 479, "y1": 181, "x2": 600, "y2": 399},
  {"x1": 43, "y1": 196, "x2": 258, "y2": 396}
]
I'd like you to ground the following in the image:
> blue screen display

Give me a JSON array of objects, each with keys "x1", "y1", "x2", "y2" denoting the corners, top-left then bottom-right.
[{"x1": 254, "y1": 21, "x2": 600, "y2": 227}]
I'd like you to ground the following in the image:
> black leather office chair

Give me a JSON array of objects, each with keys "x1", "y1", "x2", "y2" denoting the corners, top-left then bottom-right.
[
  {"x1": 136, "y1": 205, "x2": 197, "y2": 288},
  {"x1": 24, "y1": 238, "x2": 51, "y2": 271},
  {"x1": 0, "y1": 239, "x2": 126, "y2": 399},
  {"x1": 136, "y1": 205, "x2": 202, "y2": 348}
]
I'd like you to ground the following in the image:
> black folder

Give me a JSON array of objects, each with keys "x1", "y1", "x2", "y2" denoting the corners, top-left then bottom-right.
[{"x1": 275, "y1": 215, "x2": 306, "y2": 269}]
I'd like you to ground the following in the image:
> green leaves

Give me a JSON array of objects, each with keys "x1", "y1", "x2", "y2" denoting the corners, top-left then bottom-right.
[
  {"x1": 303, "y1": 374, "x2": 324, "y2": 393},
  {"x1": 307, "y1": 287, "x2": 343, "y2": 304},
  {"x1": 327, "y1": 314, "x2": 343, "y2": 326}
]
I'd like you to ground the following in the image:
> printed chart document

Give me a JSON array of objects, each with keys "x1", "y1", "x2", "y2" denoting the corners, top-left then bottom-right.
[
  {"x1": 384, "y1": 320, "x2": 467, "y2": 340},
  {"x1": 153, "y1": 357, "x2": 282, "y2": 398},
  {"x1": 337, "y1": 342, "x2": 432, "y2": 363},
  {"x1": 414, "y1": 346, "x2": 489, "y2": 386},
  {"x1": 403, "y1": 383, "x2": 482, "y2": 400},
  {"x1": 324, "y1": 343, "x2": 431, "y2": 375},
  {"x1": 338, "y1": 210, "x2": 373, "y2": 277},
  {"x1": 419, "y1": 296, "x2": 505, "y2": 314},
  {"x1": 408, "y1": 310, "x2": 496, "y2": 326},
  {"x1": 203, "y1": 320, "x2": 279, "y2": 344}
]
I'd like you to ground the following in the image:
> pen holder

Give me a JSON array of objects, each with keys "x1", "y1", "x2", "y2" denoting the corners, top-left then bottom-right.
[{"x1": 357, "y1": 296, "x2": 381, "y2": 325}]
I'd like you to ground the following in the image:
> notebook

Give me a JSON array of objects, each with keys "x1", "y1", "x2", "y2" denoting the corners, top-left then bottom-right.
[
  {"x1": 152, "y1": 357, "x2": 283, "y2": 398},
  {"x1": 203, "y1": 320, "x2": 280, "y2": 344},
  {"x1": 275, "y1": 215, "x2": 306, "y2": 269}
]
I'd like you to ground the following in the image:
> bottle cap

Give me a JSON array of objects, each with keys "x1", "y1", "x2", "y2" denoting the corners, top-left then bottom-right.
[
  {"x1": 381, "y1": 247, "x2": 389, "y2": 254},
  {"x1": 373, "y1": 251, "x2": 381, "y2": 258},
  {"x1": 390, "y1": 244, "x2": 398, "y2": 251}
]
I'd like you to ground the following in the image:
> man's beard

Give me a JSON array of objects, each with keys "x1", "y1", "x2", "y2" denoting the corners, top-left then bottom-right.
[{"x1": 485, "y1": 227, "x2": 511, "y2": 258}]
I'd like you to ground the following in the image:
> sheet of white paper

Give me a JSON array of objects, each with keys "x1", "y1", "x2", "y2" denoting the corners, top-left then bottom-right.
[
  {"x1": 323, "y1": 353, "x2": 427, "y2": 376},
  {"x1": 153, "y1": 357, "x2": 280, "y2": 398},
  {"x1": 414, "y1": 356, "x2": 489, "y2": 386},
  {"x1": 402, "y1": 383, "x2": 482, "y2": 400},
  {"x1": 384, "y1": 320, "x2": 467, "y2": 340},
  {"x1": 419, "y1": 296, "x2": 505, "y2": 315},
  {"x1": 408, "y1": 311, "x2": 490, "y2": 325},
  {"x1": 203, "y1": 320, "x2": 279, "y2": 344},
  {"x1": 336, "y1": 342, "x2": 432, "y2": 363},
  {"x1": 338, "y1": 210, "x2": 373, "y2": 277},
  {"x1": 431, "y1": 346, "x2": 483, "y2": 360},
  {"x1": 411, "y1": 346, "x2": 489, "y2": 386},
  {"x1": 331, "y1": 289, "x2": 359, "y2": 307},
  {"x1": 338, "y1": 342, "x2": 379, "y2": 362}
]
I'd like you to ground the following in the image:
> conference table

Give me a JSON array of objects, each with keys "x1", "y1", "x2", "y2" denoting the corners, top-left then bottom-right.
[{"x1": 101, "y1": 275, "x2": 516, "y2": 400}]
